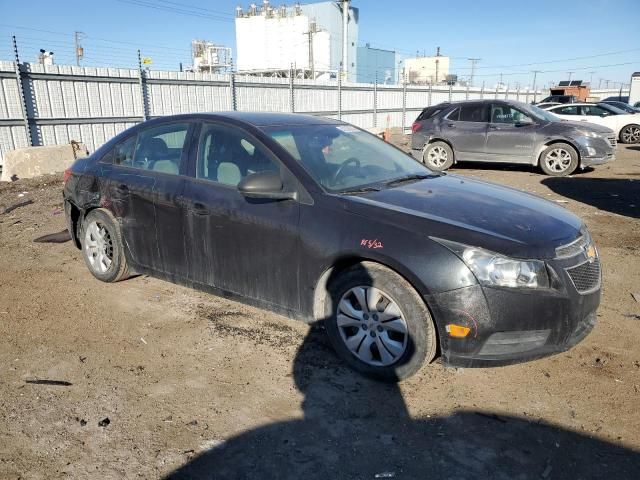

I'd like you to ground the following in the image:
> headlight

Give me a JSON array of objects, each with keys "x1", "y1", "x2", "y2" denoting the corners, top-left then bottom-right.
[
  {"x1": 434, "y1": 239, "x2": 550, "y2": 289},
  {"x1": 579, "y1": 130, "x2": 600, "y2": 138}
]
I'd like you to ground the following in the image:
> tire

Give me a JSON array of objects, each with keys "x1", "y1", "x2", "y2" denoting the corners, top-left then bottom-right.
[
  {"x1": 619, "y1": 124, "x2": 640, "y2": 144},
  {"x1": 323, "y1": 262, "x2": 437, "y2": 382},
  {"x1": 81, "y1": 208, "x2": 130, "y2": 282},
  {"x1": 539, "y1": 143, "x2": 579, "y2": 176},
  {"x1": 422, "y1": 141, "x2": 454, "y2": 171}
]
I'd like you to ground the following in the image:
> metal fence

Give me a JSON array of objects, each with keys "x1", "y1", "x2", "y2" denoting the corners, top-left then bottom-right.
[{"x1": 0, "y1": 58, "x2": 625, "y2": 166}]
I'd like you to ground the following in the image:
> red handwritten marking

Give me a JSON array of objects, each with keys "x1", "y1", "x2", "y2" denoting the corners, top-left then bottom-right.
[{"x1": 360, "y1": 239, "x2": 383, "y2": 249}]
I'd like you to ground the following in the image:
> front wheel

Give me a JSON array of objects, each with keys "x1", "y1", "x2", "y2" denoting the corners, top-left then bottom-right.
[
  {"x1": 539, "y1": 143, "x2": 578, "y2": 176},
  {"x1": 324, "y1": 262, "x2": 437, "y2": 381},
  {"x1": 422, "y1": 141, "x2": 454, "y2": 171},
  {"x1": 620, "y1": 124, "x2": 640, "y2": 144},
  {"x1": 81, "y1": 209, "x2": 130, "y2": 282}
]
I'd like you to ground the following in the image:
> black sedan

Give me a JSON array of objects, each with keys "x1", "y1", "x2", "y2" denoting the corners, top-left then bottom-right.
[{"x1": 63, "y1": 113, "x2": 601, "y2": 380}]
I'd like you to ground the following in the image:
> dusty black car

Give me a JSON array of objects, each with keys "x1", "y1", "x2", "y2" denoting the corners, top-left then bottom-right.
[{"x1": 64, "y1": 113, "x2": 601, "y2": 380}]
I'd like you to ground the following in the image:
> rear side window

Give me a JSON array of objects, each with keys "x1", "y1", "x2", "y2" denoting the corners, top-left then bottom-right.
[
  {"x1": 416, "y1": 106, "x2": 446, "y2": 121},
  {"x1": 458, "y1": 104, "x2": 488, "y2": 122},
  {"x1": 555, "y1": 106, "x2": 579, "y2": 115}
]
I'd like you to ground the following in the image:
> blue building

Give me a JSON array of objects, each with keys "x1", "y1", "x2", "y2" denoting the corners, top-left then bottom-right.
[{"x1": 356, "y1": 44, "x2": 396, "y2": 84}]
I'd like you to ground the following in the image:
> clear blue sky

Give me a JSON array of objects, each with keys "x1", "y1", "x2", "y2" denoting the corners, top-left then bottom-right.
[{"x1": 1, "y1": 0, "x2": 639, "y2": 89}]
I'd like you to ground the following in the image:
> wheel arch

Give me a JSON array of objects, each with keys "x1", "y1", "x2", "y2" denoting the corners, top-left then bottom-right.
[
  {"x1": 535, "y1": 139, "x2": 581, "y2": 166},
  {"x1": 619, "y1": 123, "x2": 640, "y2": 143},
  {"x1": 423, "y1": 137, "x2": 456, "y2": 163},
  {"x1": 311, "y1": 256, "x2": 441, "y2": 348}
]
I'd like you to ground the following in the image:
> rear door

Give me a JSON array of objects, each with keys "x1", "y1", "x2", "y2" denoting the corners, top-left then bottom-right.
[
  {"x1": 105, "y1": 121, "x2": 193, "y2": 277},
  {"x1": 439, "y1": 103, "x2": 489, "y2": 160},
  {"x1": 183, "y1": 121, "x2": 301, "y2": 311},
  {"x1": 485, "y1": 103, "x2": 537, "y2": 163}
]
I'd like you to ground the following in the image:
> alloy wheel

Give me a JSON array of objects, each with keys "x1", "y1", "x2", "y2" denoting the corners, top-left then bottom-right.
[
  {"x1": 84, "y1": 221, "x2": 113, "y2": 274},
  {"x1": 621, "y1": 126, "x2": 640, "y2": 143},
  {"x1": 544, "y1": 148, "x2": 572, "y2": 173},
  {"x1": 336, "y1": 286, "x2": 409, "y2": 367},
  {"x1": 427, "y1": 146, "x2": 448, "y2": 167}
]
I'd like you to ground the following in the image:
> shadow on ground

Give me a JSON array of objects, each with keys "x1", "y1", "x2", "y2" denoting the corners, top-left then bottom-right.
[
  {"x1": 542, "y1": 177, "x2": 640, "y2": 219},
  {"x1": 166, "y1": 326, "x2": 640, "y2": 479}
]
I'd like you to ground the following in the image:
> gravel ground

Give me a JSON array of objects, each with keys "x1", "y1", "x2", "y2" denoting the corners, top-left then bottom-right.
[{"x1": 0, "y1": 143, "x2": 639, "y2": 479}]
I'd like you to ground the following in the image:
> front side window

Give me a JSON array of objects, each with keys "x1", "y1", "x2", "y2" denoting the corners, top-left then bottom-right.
[
  {"x1": 263, "y1": 124, "x2": 432, "y2": 192},
  {"x1": 582, "y1": 105, "x2": 617, "y2": 117},
  {"x1": 197, "y1": 123, "x2": 280, "y2": 186},
  {"x1": 113, "y1": 135, "x2": 137, "y2": 167},
  {"x1": 490, "y1": 104, "x2": 533, "y2": 124},
  {"x1": 131, "y1": 123, "x2": 189, "y2": 174}
]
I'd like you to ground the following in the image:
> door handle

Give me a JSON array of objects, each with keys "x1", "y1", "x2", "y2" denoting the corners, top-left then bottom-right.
[
  {"x1": 489, "y1": 125, "x2": 499, "y2": 129},
  {"x1": 447, "y1": 123, "x2": 455, "y2": 127},
  {"x1": 191, "y1": 202, "x2": 210, "y2": 216}
]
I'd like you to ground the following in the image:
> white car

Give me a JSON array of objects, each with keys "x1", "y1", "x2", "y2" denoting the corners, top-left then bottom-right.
[{"x1": 543, "y1": 103, "x2": 640, "y2": 144}]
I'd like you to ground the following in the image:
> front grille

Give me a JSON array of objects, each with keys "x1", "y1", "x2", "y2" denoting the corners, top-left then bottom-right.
[
  {"x1": 566, "y1": 258, "x2": 601, "y2": 294},
  {"x1": 607, "y1": 136, "x2": 617, "y2": 148}
]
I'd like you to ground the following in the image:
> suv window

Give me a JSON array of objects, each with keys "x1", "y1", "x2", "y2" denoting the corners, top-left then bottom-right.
[
  {"x1": 197, "y1": 123, "x2": 280, "y2": 186},
  {"x1": 555, "y1": 105, "x2": 579, "y2": 115},
  {"x1": 490, "y1": 104, "x2": 533, "y2": 124},
  {"x1": 458, "y1": 104, "x2": 488, "y2": 122},
  {"x1": 417, "y1": 106, "x2": 447, "y2": 121},
  {"x1": 131, "y1": 123, "x2": 189, "y2": 174}
]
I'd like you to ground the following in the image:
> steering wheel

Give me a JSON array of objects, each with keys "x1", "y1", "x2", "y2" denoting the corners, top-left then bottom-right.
[{"x1": 331, "y1": 157, "x2": 361, "y2": 185}]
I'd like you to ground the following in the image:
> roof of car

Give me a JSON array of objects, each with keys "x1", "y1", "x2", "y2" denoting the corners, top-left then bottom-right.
[{"x1": 144, "y1": 112, "x2": 343, "y2": 127}]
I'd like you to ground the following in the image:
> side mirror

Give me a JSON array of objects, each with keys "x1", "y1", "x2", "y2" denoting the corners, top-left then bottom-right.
[{"x1": 237, "y1": 171, "x2": 295, "y2": 200}]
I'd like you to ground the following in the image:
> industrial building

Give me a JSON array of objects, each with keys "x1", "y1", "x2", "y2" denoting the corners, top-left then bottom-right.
[
  {"x1": 235, "y1": 0, "x2": 358, "y2": 81},
  {"x1": 404, "y1": 51, "x2": 450, "y2": 85},
  {"x1": 356, "y1": 44, "x2": 396, "y2": 84}
]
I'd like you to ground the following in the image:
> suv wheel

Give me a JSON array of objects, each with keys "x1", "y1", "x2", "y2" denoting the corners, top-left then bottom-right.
[
  {"x1": 324, "y1": 262, "x2": 437, "y2": 381},
  {"x1": 539, "y1": 143, "x2": 578, "y2": 176},
  {"x1": 422, "y1": 141, "x2": 454, "y2": 171}
]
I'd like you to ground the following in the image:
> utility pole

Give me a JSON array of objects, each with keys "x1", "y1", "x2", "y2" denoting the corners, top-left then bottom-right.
[
  {"x1": 531, "y1": 70, "x2": 540, "y2": 93},
  {"x1": 567, "y1": 71, "x2": 574, "y2": 82},
  {"x1": 435, "y1": 46, "x2": 440, "y2": 84},
  {"x1": 74, "y1": 31, "x2": 85, "y2": 66},
  {"x1": 304, "y1": 20, "x2": 316, "y2": 79},
  {"x1": 599, "y1": 78, "x2": 603, "y2": 88},
  {"x1": 467, "y1": 57, "x2": 480, "y2": 87},
  {"x1": 499, "y1": 72, "x2": 503, "y2": 88},
  {"x1": 588, "y1": 71, "x2": 595, "y2": 85},
  {"x1": 341, "y1": 0, "x2": 349, "y2": 81}
]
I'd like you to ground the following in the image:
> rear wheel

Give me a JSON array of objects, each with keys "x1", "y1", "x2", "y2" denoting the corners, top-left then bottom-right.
[
  {"x1": 81, "y1": 209, "x2": 130, "y2": 282},
  {"x1": 422, "y1": 141, "x2": 454, "y2": 171},
  {"x1": 620, "y1": 124, "x2": 640, "y2": 144},
  {"x1": 539, "y1": 143, "x2": 578, "y2": 176},
  {"x1": 324, "y1": 262, "x2": 437, "y2": 381}
]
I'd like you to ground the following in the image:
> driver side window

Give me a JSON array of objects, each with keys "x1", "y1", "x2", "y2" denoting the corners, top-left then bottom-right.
[
  {"x1": 490, "y1": 105, "x2": 532, "y2": 124},
  {"x1": 113, "y1": 135, "x2": 137, "y2": 167}
]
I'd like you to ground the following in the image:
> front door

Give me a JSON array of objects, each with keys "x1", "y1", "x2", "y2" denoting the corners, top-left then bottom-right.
[
  {"x1": 183, "y1": 122, "x2": 301, "y2": 312},
  {"x1": 485, "y1": 103, "x2": 537, "y2": 163}
]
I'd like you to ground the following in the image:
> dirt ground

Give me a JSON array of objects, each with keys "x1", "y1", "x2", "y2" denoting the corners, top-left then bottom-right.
[{"x1": 0, "y1": 142, "x2": 639, "y2": 479}]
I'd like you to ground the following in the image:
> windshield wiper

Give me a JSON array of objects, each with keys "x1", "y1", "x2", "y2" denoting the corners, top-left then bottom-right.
[
  {"x1": 384, "y1": 174, "x2": 432, "y2": 187},
  {"x1": 337, "y1": 186, "x2": 381, "y2": 195}
]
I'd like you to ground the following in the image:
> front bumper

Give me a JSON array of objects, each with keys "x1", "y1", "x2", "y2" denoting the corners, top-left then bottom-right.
[
  {"x1": 575, "y1": 135, "x2": 616, "y2": 168},
  {"x1": 425, "y1": 256, "x2": 601, "y2": 368}
]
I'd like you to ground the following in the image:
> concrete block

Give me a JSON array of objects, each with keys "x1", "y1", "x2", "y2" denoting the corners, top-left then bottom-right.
[{"x1": 1, "y1": 143, "x2": 88, "y2": 182}]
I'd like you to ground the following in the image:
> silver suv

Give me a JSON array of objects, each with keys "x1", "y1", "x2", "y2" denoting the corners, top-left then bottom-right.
[{"x1": 411, "y1": 100, "x2": 616, "y2": 176}]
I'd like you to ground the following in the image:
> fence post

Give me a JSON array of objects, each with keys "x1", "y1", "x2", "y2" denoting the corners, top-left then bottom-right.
[
  {"x1": 289, "y1": 66, "x2": 295, "y2": 113},
  {"x1": 137, "y1": 50, "x2": 149, "y2": 120},
  {"x1": 402, "y1": 73, "x2": 407, "y2": 131},
  {"x1": 465, "y1": 83, "x2": 470, "y2": 100},
  {"x1": 480, "y1": 81, "x2": 484, "y2": 99},
  {"x1": 373, "y1": 73, "x2": 377, "y2": 128},
  {"x1": 229, "y1": 72, "x2": 237, "y2": 111},
  {"x1": 448, "y1": 84, "x2": 452, "y2": 102},
  {"x1": 428, "y1": 84, "x2": 432, "y2": 107},
  {"x1": 12, "y1": 36, "x2": 33, "y2": 147},
  {"x1": 337, "y1": 72, "x2": 342, "y2": 120},
  {"x1": 516, "y1": 88, "x2": 520, "y2": 101}
]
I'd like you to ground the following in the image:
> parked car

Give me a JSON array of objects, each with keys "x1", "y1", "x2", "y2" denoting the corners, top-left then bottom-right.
[
  {"x1": 600, "y1": 100, "x2": 640, "y2": 113},
  {"x1": 535, "y1": 102, "x2": 561, "y2": 110},
  {"x1": 537, "y1": 95, "x2": 578, "y2": 104},
  {"x1": 544, "y1": 103, "x2": 640, "y2": 144},
  {"x1": 635, "y1": 101, "x2": 640, "y2": 109},
  {"x1": 411, "y1": 100, "x2": 616, "y2": 176},
  {"x1": 64, "y1": 113, "x2": 602, "y2": 380}
]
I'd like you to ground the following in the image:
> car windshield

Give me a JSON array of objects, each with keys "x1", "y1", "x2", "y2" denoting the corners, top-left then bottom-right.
[
  {"x1": 599, "y1": 103, "x2": 626, "y2": 114},
  {"x1": 263, "y1": 124, "x2": 434, "y2": 193},
  {"x1": 518, "y1": 102, "x2": 560, "y2": 122}
]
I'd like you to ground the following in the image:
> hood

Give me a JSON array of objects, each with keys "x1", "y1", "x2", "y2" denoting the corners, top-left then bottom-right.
[
  {"x1": 544, "y1": 119, "x2": 614, "y2": 135},
  {"x1": 343, "y1": 174, "x2": 582, "y2": 259}
]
